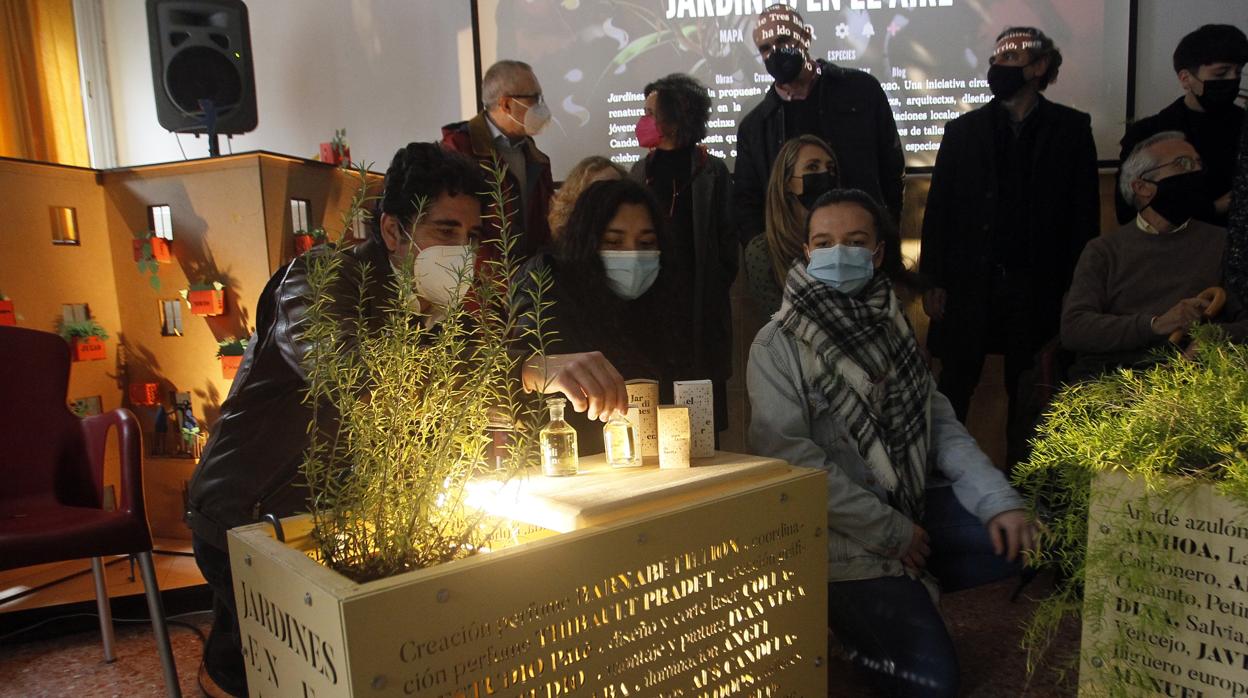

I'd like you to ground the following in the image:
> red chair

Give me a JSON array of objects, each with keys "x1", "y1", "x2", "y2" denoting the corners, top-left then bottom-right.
[{"x1": 0, "y1": 327, "x2": 180, "y2": 697}]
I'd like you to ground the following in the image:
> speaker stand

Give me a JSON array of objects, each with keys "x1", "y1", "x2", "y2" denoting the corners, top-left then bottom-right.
[{"x1": 197, "y1": 98, "x2": 221, "y2": 158}]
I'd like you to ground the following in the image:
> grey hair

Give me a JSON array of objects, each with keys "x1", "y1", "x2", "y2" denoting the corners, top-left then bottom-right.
[
  {"x1": 481, "y1": 60, "x2": 534, "y2": 110},
  {"x1": 1118, "y1": 130, "x2": 1188, "y2": 209}
]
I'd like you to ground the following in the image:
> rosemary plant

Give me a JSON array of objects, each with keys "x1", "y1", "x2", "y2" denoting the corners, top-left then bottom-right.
[
  {"x1": 299, "y1": 162, "x2": 554, "y2": 583},
  {"x1": 1013, "y1": 327, "x2": 1248, "y2": 691}
]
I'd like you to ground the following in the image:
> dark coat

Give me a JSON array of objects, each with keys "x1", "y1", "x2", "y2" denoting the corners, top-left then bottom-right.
[
  {"x1": 919, "y1": 97, "x2": 1099, "y2": 358},
  {"x1": 732, "y1": 60, "x2": 905, "y2": 243},
  {"x1": 1115, "y1": 98, "x2": 1245, "y2": 226},
  {"x1": 441, "y1": 113, "x2": 554, "y2": 260},
  {"x1": 1228, "y1": 112, "x2": 1248, "y2": 303},
  {"x1": 187, "y1": 239, "x2": 394, "y2": 549},
  {"x1": 629, "y1": 146, "x2": 737, "y2": 386}
]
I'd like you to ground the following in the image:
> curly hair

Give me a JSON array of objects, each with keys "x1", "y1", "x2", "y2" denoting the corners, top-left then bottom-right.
[
  {"x1": 371, "y1": 143, "x2": 486, "y2": 244},
  {"x1": 643, "y1": 73, "x2": 712, "y2": 148},
  {"x1": 996, "y1": 26, "x2": 1062, "y2": 90},
  {"x1": 558, "y1": 179, "x2": 664, "y2": 264},
  {"x1": 548, "y1": 156, "x2": 627, "y2": 239}
]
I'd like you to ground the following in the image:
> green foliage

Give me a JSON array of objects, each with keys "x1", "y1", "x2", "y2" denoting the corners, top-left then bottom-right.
[
  {"x1": 339, "y1": 162, "x2": 376, "y2": 241},
  {"x1": 57, "y1": 318, "x2": 109, "y2": 341},
  {"x1": 217, "y1": 336, "x2": 248, "y2": 357},
  {"x1": 133, "y1": 231, "x2": 162, "y2": 290},
  {"x1": 1013, "y1": 326, "x2": 1248, "y2": 683},
  {"x1": 300, "y1": 160, "x2": 553, "y2": 583},
  {"x1": 331, "y1": 128, "x2": 347, "y2": 157},
  {"x1": 295, "y1": 227, "x2": 329, "y2": 243}
]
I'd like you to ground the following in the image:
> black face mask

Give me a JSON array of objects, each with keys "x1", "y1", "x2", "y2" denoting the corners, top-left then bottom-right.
[
  {"x1": 1145, "y1": 170, "x2": 1210, "y2": 226},
  {"x1": 987, "y1": 62, "x2": 1031, "y2": 101},
  {"x1": 765, "y1": 46, "x2": 806, "y2": 85},
  {"x1": 796, "y1": 171, "x2": 835, "y2": 210},
  {"x1": 1195, "y1": 76, "x2": 1242, "y2": 112}
]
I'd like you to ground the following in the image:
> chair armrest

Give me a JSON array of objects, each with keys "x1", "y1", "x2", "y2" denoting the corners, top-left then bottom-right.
[{"x1": 80, "y1": 408, "x2": 146, "y2": 520}]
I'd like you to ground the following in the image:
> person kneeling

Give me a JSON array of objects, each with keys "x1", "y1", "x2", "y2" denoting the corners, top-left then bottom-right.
[{"x1": 746, "y1": 189, "x2": 1036, "y2": 697}]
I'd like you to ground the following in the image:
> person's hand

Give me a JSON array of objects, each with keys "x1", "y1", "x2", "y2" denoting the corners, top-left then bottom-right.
[
  {"x1": 1151, "y1": 297, "x2": 1210, "y2": 336},
  {"x1": 521, "y1": 352, "x2": 628, "y2": 422},
  {"x1": 987, "y1": 509, "x2": 1038, "y2": 563},
  {"x1": 1214, "y1": 192, "x2": 1231, "y2": 214},
  {"x1": 900, "y1": 523, "x2": 930, "y2": 571},
  {"x1": 923, "y1": 288, "x2": 947, "y2": 322}
]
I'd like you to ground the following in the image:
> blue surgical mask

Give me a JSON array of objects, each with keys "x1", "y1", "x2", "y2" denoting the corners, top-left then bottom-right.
[
  {"x1": 601, "y1": 250, "x2": 661, "y2": 300},
  {"x1": 807, "y1": 245, "x2": 875, "y2": 296}
]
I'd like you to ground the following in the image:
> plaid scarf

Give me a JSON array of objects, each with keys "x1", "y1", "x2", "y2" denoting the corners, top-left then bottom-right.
[{"x1": 776, "y1": 264, "x2": 930, "y2": 520}]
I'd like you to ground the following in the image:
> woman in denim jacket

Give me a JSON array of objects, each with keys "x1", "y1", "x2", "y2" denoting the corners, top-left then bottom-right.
[{"x1": 746, "y1": 188, "x2": 1037, "y2": 697}]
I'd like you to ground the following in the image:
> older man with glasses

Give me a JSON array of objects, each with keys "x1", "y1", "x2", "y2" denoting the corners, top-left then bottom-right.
[
  {"x1": 1062, "y1": 131, "x2": 1248, "y2": 381},
  {"x1": 443, "y1": 59, "x2": 555, "y2": 260}
]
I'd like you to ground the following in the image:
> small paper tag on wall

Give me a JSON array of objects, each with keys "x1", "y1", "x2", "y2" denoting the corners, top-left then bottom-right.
[
  {"x1": 626, "y1": 379, "x2": 660, "y2": 459},
  {"x1": 674, "y1": 379, "x2": 714, "y2": 458},
  {"x1": 657, "y1": 405, "x2": 691, "y2": 469}
]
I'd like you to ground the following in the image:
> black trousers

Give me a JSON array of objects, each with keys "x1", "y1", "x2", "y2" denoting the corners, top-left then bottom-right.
[
  {"x1": 192, "y1": 534, "x2": 248, "y2": 697},
  {"x1": 937, "y1": 268, "x2": 1038, "y2": 467}
]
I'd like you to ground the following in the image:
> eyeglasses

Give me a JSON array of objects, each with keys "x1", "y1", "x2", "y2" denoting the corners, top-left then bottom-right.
[
  {"x1": 1142, "y1": 155, "x2": 1202, "y2": 180},
  {"x1": 508, "y1": 93, "x2": 544, "y2": 105}
]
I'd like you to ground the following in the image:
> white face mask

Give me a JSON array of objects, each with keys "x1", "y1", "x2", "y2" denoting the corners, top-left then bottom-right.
[
  {"x1": 508, "y1": 98, "x2": 552, "y2": 136},
  {"x1": 411, "y1": 244, "x2": 475, "y2": 308},
  {"x1": 601, "y1": 250, "x2": 661, "y2": 300}
]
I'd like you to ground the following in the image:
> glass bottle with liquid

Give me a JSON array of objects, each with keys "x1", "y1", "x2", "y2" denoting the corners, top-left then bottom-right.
[
  {"x1": 603, "y1": 406, "x2": 642, "y2": 468},
  {"x1": 540, "y1": 397, "x2": 579, "y2": 477}
]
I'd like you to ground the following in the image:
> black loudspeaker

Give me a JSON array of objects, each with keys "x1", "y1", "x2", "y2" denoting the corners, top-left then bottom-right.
[{"x1": 146, "y1": 0, "x2": 257, "y2": 136}]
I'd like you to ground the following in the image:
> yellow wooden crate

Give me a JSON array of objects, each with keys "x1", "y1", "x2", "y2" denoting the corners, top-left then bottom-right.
[{"x1": 229, "y1": 452, "x2": 828, "y2": 697}]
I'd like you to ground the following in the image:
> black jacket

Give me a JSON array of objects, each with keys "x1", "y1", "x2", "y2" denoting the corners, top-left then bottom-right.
[
  {"x1": 919, "y1": 97, "x2": 1099, "y2": 358},
  {"x1": 1116, "y1": 98, "x2": 1245, "y2": 227},
  {"x1": 187, "y1": 239, "x2": 394, "y2": 549},
  {"x1": 732, "y1": 60, "x2": 905, "y2": 243},
  {"x1": 1228, "y1": 112, "x2": 1248, "y2": 303},
  {"x1": 630, "y1": 146, "x2": 737, "y2": 387}
]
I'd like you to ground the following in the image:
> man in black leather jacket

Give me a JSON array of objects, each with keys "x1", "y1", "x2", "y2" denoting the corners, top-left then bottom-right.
[{"x1": 188, "y1": 143, "x2": 628, "y2": 697}]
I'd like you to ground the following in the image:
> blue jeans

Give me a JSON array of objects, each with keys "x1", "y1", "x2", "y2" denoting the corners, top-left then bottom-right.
[
  {"x1": 827, "y1": 486, "x2": 1020, "y2": 697},
  {"x1": 192, "y1": 535, "x2": 248, "y2": 697}
]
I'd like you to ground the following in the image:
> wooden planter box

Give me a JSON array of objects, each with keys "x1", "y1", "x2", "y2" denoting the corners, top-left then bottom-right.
[
  {"x1": 129, "y1": 382, "x2": 159, "y2": 406},
  {"x1": 189, "y1": 289, "x2": 226, "y2": 316},
  {"x1": 229, "y1": 453, "x2": 827, "y2": 697},
  {"x1": 71, "y1": 335, "x2": 106, "y2": 362},
  {"x1": 221, "y1": 354, "x2": 243, "y2": 380},
  {"x1": 1079, "y1": 471, "x2": 1248, "y2": 696},
  {"x1": 320, "y1": 143, "x2": 350, "y2": 166},
  {"x1": 0, "y1": 299, "x2": 14, "y2": 326},
  {"x1": 293, "y1": 234, "x2": 315, "y2": 254},
  {"x1": 133, "y1": 237, "x2": 172, "y2": 263}
]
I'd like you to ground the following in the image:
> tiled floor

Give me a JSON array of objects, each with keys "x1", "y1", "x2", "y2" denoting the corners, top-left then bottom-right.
[
  {"x1": 0, "y1": 539, "x2": 209, "y2": 697},
  {"x1": 0, "y1": 570, "x2": 1080, "y2": 697}
]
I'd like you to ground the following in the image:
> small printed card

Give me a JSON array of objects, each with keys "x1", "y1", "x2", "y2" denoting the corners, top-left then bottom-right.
[
  {"x1": 673, "y1": 379, "x2": 714, "y2": 458},
  {"x1": 657, "y1": 405, "x2": 691, "y2": 469}
]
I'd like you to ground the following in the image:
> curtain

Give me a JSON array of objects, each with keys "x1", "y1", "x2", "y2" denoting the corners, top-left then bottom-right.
[{"x1": 0, "y1": 0, "x2": 89, "y2": 166}]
